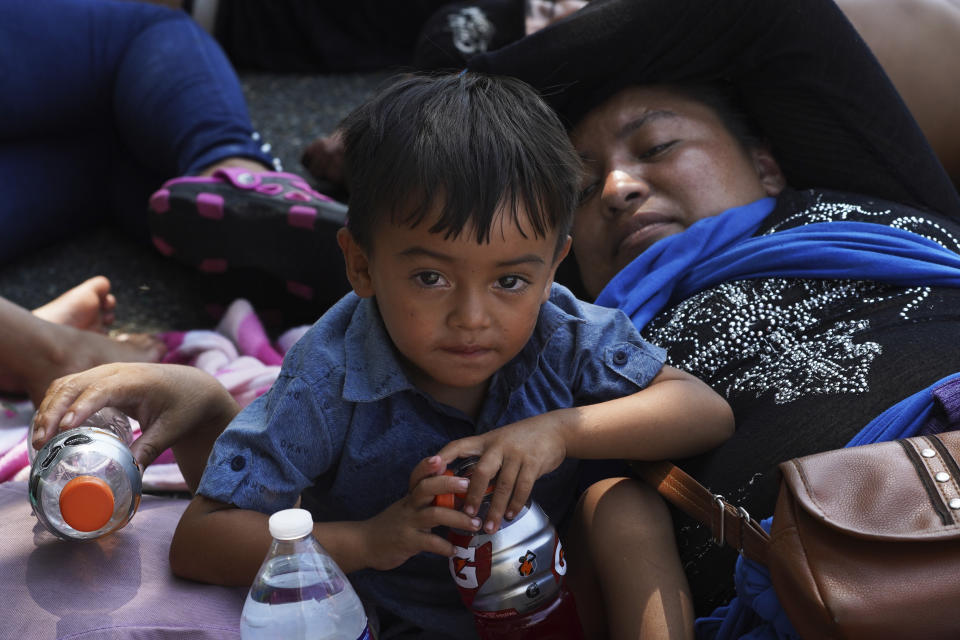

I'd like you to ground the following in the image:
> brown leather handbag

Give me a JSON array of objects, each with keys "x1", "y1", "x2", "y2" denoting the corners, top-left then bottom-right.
[{"x1": 635, "y1": 430, "x2": 960, "y2": 640}]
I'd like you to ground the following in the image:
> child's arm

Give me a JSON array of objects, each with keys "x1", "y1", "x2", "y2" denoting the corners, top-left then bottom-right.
[
  {"x1": 32, "y1": 363, "x2": 239, "y2": 493},
  {"x1": 169, "y1": 456, "x2": 482, "y2": 585},
  {"x1": 435, "y1": 364, "x2": 733, "y2": 533}
]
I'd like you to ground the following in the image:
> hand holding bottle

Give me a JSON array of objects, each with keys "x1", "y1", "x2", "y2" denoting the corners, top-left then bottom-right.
[
  {"x1": 354, "y1": 455, "x2": 481, "y2": 572},
  {"x1": 32, "y1": 362, "x2": 239, "y2": 491}
]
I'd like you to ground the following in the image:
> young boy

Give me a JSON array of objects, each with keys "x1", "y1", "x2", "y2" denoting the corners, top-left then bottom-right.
[{"x1": 169, "y1": 71, "x2": 733, "y2": 638}]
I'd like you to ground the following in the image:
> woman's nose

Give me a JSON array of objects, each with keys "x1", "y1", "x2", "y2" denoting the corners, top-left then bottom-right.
[{"x1": 600, "y1": 169, "x2": 650, "y2": 217}]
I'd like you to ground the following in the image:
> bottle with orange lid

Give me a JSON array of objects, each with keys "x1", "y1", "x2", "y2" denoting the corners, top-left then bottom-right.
[{"x1": 28, "y1": 407, "x2": 142, "y2": 541}]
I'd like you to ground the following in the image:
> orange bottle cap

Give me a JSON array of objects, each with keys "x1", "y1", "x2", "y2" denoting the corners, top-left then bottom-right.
[
  {"x1": 60, "y1": 475, "x2": 115, "y2": 532},
  {"x1": 434, "y1": 469, "x2": 456, "y2": 509}
]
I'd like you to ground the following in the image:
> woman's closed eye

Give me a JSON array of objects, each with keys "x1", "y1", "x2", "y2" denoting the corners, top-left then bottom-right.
[
  {"x1": 636, "y1": 140, "x2": 677, "y2": 160},
  {"x1": 578, "y1": 180, "x2": 599, "y2": 204}
]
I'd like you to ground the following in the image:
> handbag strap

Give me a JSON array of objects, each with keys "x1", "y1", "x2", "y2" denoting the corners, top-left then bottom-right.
[{"x1": 634, "y1": 460, "x2": 771, "y2": 566}]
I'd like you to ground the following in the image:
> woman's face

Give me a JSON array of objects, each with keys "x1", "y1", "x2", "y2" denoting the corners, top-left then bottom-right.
[{"x1": 570, "y1": 85, "x2": 785, "y2": 298}]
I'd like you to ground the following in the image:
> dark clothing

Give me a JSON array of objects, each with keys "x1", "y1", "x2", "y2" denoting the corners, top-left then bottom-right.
[
  {"x1": 214, "y1": 0, "x2": 455, "y2": 72},
  {"x1": 413, "y1": 0, "x2": 525, "y2": 70},
  {"x1": 642, "y1": 188, "x2": 960, "y2": 612},
  {"x1": 468, "y1": 0, "x2": 960, "y2": 222}
]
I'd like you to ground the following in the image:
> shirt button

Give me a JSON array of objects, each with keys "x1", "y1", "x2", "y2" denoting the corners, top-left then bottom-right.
[
  {"x1": 230, "y1": 455, "x2": 246, "y2": 471},
  {"x1": 613, "y1": 350, "x2": 629, "y2": 365}
]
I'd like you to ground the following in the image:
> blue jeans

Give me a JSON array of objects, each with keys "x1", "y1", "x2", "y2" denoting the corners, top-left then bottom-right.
[{"x1": 0, "y1": 0, "x2": 274, "y2": 264}]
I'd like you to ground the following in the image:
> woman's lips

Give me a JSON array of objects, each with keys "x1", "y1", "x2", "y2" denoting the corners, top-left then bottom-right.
[{"x1": 615, "y1": 212, "x2": 677, "y2": 260}]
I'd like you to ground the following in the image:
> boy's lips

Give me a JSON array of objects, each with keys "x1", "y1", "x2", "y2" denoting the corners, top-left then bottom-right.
[{"x1": 442, "y1": 345, "x2": 493, "y2": 357}]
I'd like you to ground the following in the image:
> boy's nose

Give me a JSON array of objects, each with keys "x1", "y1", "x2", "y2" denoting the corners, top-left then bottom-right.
[
  {"x1": 601, "y1": 168, "x2": 650, "y2": 218},
  {"x1": 450, "y1": 289, "x2": 491, "y2": 330}
]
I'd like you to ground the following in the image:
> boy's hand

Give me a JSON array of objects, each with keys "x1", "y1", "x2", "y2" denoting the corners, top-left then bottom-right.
[
  {"x1": 356, "y1": 456, "x2": 481, "y2": 571},
  {"x1": 435, "y1": 414, "x2": 569, "y2": 534}
]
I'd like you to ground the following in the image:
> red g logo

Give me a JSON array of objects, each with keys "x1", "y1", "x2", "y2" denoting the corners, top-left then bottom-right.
[{"x1": 449, "y1": 541, "x2": 492, "y2": 604}]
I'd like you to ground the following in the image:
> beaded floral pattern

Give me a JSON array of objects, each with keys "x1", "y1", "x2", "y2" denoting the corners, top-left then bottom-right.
[{"x1": 643, "y1": 191, "x2": 960, "y2": 404}]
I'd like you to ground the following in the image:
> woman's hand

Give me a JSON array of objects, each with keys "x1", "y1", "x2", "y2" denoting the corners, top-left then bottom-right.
[
  {"x1": 32, "y1": 363, "x2": 240, "y2": 491},
  {"x1": 435, "y1": 413, "x2": 570, "y2": 534},
  {"x1": 354, "y1": 456, "x2": 481, "y2": 572}
]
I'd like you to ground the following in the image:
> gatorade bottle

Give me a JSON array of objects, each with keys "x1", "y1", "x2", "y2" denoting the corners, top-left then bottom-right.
[
  {"x1": 28, "y1": 407, "x2": 142, "y2": 541},
  {"x1": 436, "y1": 458, "x2": 585, "y2": 640},
  {"x1": 240, "y1": 508, "x2": 372, "y2": 640}
]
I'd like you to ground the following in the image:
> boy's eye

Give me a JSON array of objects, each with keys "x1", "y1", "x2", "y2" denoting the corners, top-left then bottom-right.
[
  {"x1": 497, "y1": 275, "x2": 528, "y2": 290},
  {"x1": 415, "y1": 271, "x2": 443, "y2": 286}
]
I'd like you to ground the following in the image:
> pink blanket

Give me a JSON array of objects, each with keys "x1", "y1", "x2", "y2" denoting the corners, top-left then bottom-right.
[{"x1": 0, "y1": 299, "x2": 308, "y2": 490}]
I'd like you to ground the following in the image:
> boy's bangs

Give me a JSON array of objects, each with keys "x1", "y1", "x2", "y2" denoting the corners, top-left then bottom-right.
[{"x1": 343, "y1": 72, "x2": 580, "y2": 253}]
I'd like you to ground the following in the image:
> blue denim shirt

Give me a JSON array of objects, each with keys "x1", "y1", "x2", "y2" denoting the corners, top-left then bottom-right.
[{"x1": 197, "y1": 283, "x2": 665, "y2": 638}]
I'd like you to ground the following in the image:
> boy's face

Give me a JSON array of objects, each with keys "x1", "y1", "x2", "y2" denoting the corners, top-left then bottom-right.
[{"x1": 338, "y1": 205, "x2": 570, "y2": 412}]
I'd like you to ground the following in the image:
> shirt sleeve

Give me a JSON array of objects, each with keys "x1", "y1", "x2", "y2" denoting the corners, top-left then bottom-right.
[
  {"x1": 196, "y1": 373, "x2": 336, "y2": 515},
  {"x1": 545, "y1": 288, "x2": 666, "y2": 404}
]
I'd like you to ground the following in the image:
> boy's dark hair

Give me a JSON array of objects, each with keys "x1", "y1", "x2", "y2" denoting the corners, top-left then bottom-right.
[{"x1": 340, "y1": 71, "x2": 582, "y2": 257}]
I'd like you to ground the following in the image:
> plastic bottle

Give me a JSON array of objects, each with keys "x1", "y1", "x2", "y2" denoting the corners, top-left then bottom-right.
[
  {"x1": 28, "y1": 407, "x2": 142, "y2": 541},
  {"x1": 240, "y1": 508, "x2": 372, "y2": 640},
  {"x1": 437, "y1": 459, "x2": 585, "y2": 640}
]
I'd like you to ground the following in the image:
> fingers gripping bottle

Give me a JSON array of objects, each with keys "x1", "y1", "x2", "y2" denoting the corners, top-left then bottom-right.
[
  {"x1": 241, "y1": 508, "x2": 371, "y2": 640},
  {"x1": 28, "y1": 407, "x2": 142, "y2": 541},
  {"x1": 437, "y1": 459, "x2": 585, "y2": 640}
]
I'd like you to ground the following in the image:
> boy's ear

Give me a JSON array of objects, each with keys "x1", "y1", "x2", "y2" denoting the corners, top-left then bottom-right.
[
  {"x1": 337, "y1": 227, "x2": 375, "y2": 298},
  {"x1": 543, "y1": 235, "x2": 573, "y2": 302},
  {"x1": 750, "y1": 146, "x2": 787, "y2": 196}
]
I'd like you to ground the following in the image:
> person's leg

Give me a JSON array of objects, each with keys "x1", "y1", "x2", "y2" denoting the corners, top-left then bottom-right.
[
  {"x1": 111, "y1": 1, "x2": 350, "y2": 306},
  {"x1": 110, "y1": 4, "x2": 275, "y2": 178},
  {"x1": 566, "y1": 477, "x2": 694, "y2": 640},
  {"x1": 0, "y1": 279, "x2": 166, "y2": 405},
  {"x1": 0, "y1": 0, "x2": 277, "y2": 261}
]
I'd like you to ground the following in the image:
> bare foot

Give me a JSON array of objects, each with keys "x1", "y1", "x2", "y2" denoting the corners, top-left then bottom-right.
[
  {"x1": 20, "y1": 322, "x2": 167, "y2": 406},
  {"x1": 301, "y1": 130, "x2": 345, "y2": 187},
  {"x1": 33, "y1": 275, "x2": 116, "y2": 333},
  {"x1": 199, "y1": 156, "x2": 272, "y2": 177},
  {"x1": 0, "y1": 278, "x2": 167, "y2": 404}
]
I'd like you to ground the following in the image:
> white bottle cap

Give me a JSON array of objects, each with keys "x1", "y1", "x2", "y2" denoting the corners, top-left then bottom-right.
[{"x1": 268, "y1": 508, "x2": 314, "y2": 540}]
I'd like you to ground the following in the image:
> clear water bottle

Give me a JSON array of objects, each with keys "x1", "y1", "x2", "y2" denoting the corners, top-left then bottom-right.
[
  {"x1": 241, "y1": 508, "x2": 372, "y2": 640},
  {"x1": 437, "y1": 458, "x2": 584, "y2": 640},
  {"x1": 28, "y1": 407, "x2": 142, "y2": 541}
]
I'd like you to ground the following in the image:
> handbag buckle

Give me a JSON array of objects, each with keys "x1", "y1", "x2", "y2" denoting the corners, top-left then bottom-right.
[
  {"x1": 736, "y1": 506, "x2": 751, "y2": 554},
  {"x1": 712, "y1": 494, "x2": 726, "y2": 547},
  {"x1": 712, "y1": 495, "x2": 753, "y2": 554}
]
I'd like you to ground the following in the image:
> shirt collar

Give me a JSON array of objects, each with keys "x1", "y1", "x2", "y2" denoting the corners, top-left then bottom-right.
[
  {"x1": 492, "y1": 285, "x2": 585, "y2": 393},
  {"x1": 342, "y1": 297, "x2": 415, "y2": 403}
]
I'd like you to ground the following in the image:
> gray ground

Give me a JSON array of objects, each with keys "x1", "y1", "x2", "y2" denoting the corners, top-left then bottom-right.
[{"x1": 0, "y1": 72, "x2": 390, "y2": 335}]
